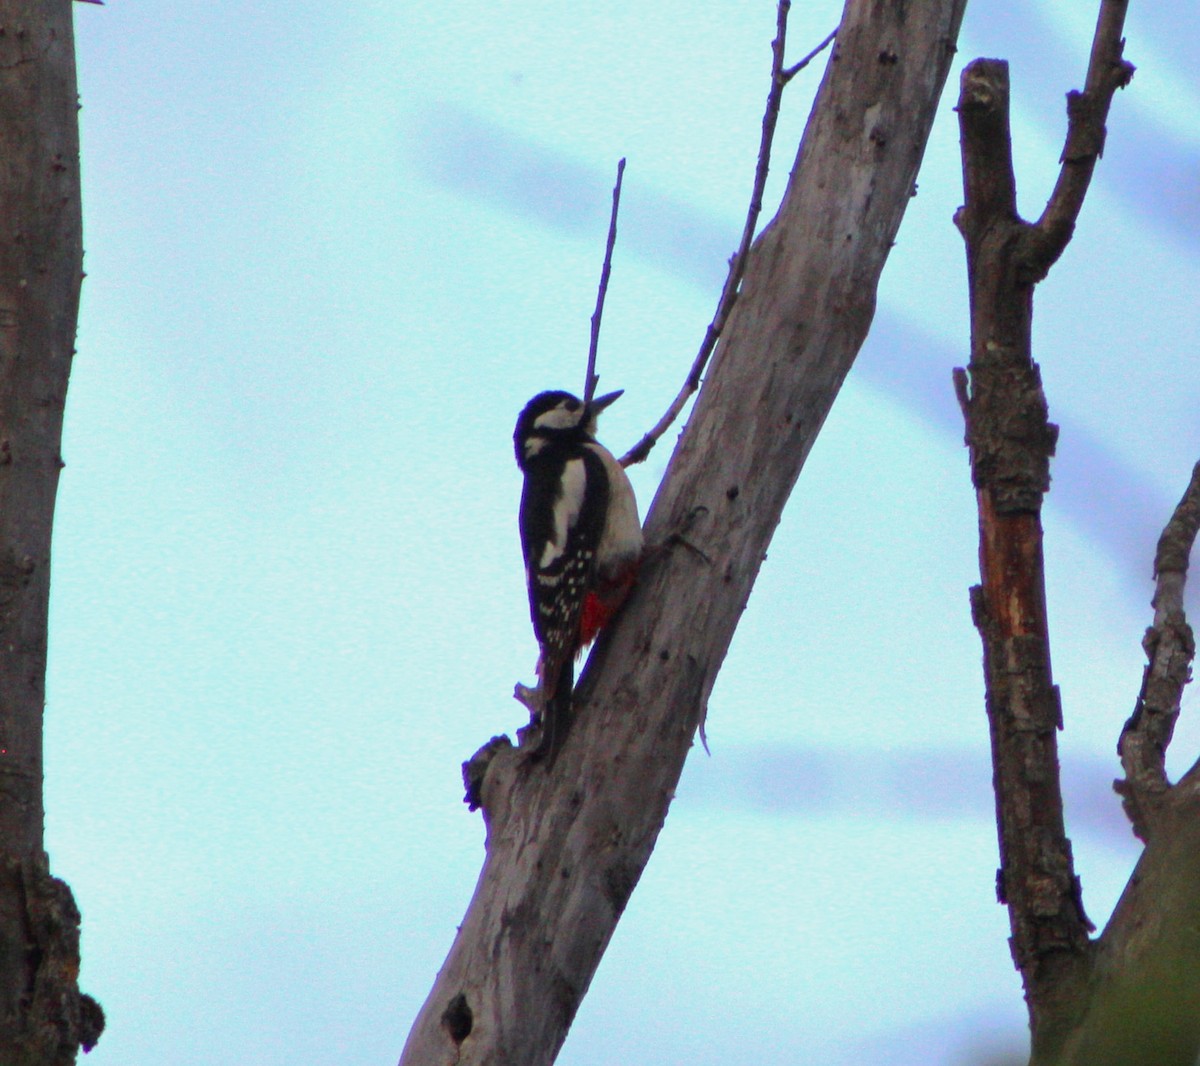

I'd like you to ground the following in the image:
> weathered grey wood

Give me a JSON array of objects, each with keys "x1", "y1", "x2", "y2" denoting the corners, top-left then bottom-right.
[
  {"x1": 399, "y1": 1, "x2": 967, "y2": 1062},
  {"x1": 0, "y1": 1, "x2": 102, "y2": 1061}
]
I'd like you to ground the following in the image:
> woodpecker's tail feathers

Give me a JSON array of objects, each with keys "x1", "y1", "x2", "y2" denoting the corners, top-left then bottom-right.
[{"x1": 534, "y1": 656, "x2": 574, "y2": 763}]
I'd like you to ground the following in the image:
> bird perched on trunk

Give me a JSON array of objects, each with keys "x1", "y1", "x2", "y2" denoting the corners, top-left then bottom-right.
[{"x1": 514, "y1": 389, "x2": 643, "y2": 755}]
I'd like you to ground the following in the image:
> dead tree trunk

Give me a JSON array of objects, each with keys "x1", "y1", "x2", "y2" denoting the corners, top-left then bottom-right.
[
  {"x1": 0, "y1": 2, "x2": 102, "y2": 1061},
  {"x1": 954, "y1": 55, "x2": 1097, "y2": 1060},
  {"x1": 955, "y1": 3, "x2": 1200, "y2": 1062},
  {"x1": 400, "y1": 1, "x2": 967, "y2": 1062}
]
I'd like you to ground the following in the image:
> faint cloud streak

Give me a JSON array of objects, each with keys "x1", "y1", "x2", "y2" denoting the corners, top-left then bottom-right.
[{"x1": 683, "y1": 743, "x2": 1137, "y2": 846}]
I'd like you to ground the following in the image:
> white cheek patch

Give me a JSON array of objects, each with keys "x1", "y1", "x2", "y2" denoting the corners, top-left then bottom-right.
[
  {"x1": 539, "y1": 458, "x2": 586, "y2": 569},
  {"x1": 523, "y1": 437, "x2": 547, "y2": 460},
  {"x1": 533, "y1": 403, "x2": 582, "y2": 431}
]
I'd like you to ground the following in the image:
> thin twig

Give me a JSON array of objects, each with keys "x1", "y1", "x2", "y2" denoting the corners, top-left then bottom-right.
[
  {"x1": 1116, "y1": 459, "x2": 1200, "y2": 841},
  {"x1": 585, "y1": 158, "x2": 625, "y2": 406},
  {"x1": 619, "y1": 6, "x2": 837, "y2": 467},
  {"x1": 782, "y1": 26, "x2": 837, "y2": 83}
]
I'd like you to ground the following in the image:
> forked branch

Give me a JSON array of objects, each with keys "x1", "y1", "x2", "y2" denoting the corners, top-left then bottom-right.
[{"x1": 952, "y1": 30, "x2": 1135, "y2": 1064}]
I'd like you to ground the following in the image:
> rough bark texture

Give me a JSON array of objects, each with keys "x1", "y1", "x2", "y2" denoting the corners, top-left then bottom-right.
[
  {"x1": 954, "y1": 58, "x2": 1095, "y2": 1062},
  {"x1": 0, "y1": 1, "x2": 101, "y2": 1060},
  {"x1": 954, "y1": 11, "x2": 1200, "y2": 1063},
  {"x1": 399, "y1": 1, "x2": 967, "y2": 1063},
  {"x1": 1060, "y1": 464, "x2": 1200, "y2": 1066},
  {"x1": 1115, "y1": 462, "x2": 1200, "y2": 841}
]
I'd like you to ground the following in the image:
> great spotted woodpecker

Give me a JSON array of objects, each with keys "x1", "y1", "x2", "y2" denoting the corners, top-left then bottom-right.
[{"x1": 514, "y1": 389, "x2": 643, "y2": 752}]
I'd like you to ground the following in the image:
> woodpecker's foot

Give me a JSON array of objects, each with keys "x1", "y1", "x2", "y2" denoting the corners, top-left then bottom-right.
[
  {"x1": 513, "y1": 682, "x2": 556, "y2": 761},
  {"x1": 514, "y1": 681, "x2": 540, "y2": 717}
]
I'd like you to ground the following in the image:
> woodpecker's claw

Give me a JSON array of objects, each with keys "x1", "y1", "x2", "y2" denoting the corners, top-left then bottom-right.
[
  {"x1": 513, "y1": 681, "x2": 540, "y2": 716},
  {"x1": 513, "y1": 681, "x2": 563, "y2": 763}
]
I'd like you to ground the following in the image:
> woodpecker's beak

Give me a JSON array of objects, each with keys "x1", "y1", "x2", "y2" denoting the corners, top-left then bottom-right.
[{"x1": 587, "y1": 390, "x2": 624, "y2": 417}]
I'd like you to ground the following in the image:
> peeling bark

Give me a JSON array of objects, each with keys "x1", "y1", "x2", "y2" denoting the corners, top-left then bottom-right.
[{"x1": 955, "y1": 62, "x2": 1094, "y2": 1062}]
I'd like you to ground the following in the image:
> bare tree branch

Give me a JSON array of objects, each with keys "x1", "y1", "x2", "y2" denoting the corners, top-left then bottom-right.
[
  {"x1": 1024, "y1": 0, "x2": 1134, "y2": 281},
  {"x1": 954, "y1": 54, "x2": 1094, "y2": 1066},
  {"x1": 781, "y1": 26, "x2": 837, "y2": 84},
  {"x1": 619, "y1": 4, "x2": 836, "y2": 468},
  {"x1": 954, "y1": 5, "x2": 1147, "y2": 1063},
  {"x1": 584, "y1": 158, "x2": 625, "y2": 405},
  {"x1": 1116, "y1": 460, "x2": 1200, "y2": 840},
  {"x1": 954, "y1": 62, "x2": 1017, "y2": 234}
]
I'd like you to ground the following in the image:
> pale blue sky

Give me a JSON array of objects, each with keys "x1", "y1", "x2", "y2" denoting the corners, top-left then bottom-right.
[{"x1": 50, "y1": 2, "x2": 1200, "y2": 1063}]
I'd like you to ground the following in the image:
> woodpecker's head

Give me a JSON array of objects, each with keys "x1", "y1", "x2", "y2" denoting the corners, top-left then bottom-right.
[{"x1": 514, "y1": 389, "x2": 623, "y2": 469}]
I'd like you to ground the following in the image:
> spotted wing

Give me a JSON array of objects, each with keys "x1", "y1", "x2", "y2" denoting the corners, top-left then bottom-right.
[{"x1": 519, "y1": 450, "x2": 608, "y2": 696}]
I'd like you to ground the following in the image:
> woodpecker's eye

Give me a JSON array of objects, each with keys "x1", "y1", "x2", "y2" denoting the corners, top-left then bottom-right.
[{"x1": 532, "y1": 397, "x2": 586, "y2": 432}]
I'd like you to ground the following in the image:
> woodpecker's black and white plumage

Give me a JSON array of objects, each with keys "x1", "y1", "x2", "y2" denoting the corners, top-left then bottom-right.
[{"x1": 514, "y1": 389, "x2": 643, "y2": 750}]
